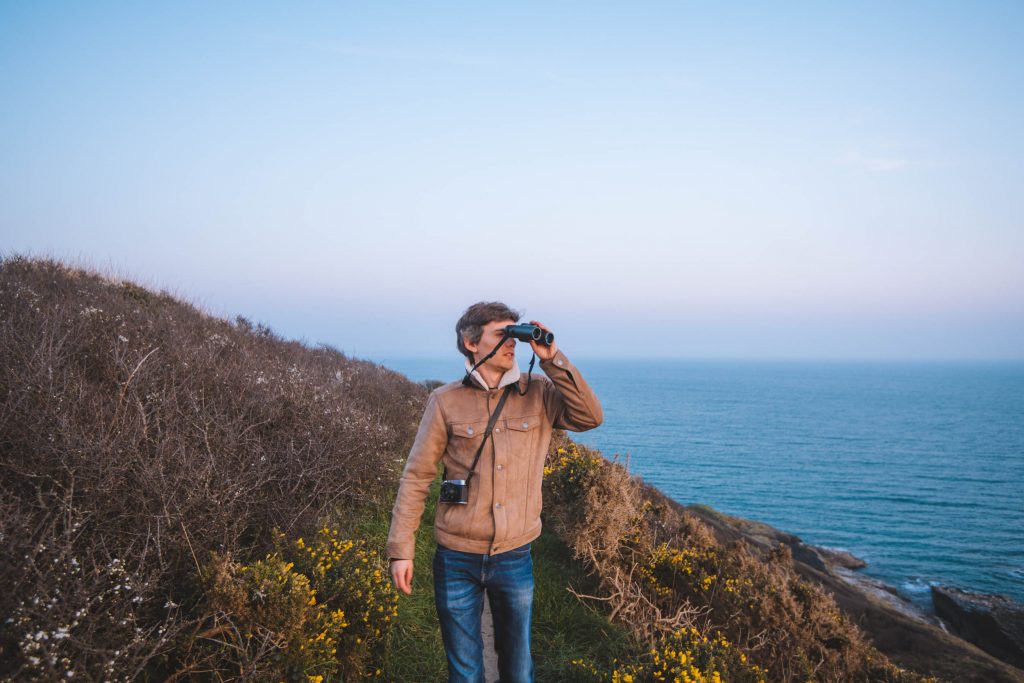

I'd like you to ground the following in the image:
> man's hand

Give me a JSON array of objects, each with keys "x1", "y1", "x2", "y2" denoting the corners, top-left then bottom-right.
[
  {"x1": 390, "y1": 559, "x2": 414, "y2": 595},
  {"x1": 528, "y1": 320, "x2": 559, "y2": 361}
]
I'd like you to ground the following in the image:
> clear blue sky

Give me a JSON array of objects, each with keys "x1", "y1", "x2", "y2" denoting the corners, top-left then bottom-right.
[{"x1": 2, "y1": 2, "x2": 1022, "y2": 359}]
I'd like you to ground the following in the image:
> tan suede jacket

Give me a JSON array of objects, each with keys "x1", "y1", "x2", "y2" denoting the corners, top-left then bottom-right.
[{"x1": 386, "y1": 349, "x2": 602, "y2": 559}]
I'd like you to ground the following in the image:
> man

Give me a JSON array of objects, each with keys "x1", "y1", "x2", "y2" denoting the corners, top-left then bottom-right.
[{"x1": 386, "y1": 301, "x2": 603, "y2": 683}]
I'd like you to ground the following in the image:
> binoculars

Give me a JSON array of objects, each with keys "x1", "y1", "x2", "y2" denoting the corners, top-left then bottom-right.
[{"x1": 504, "y1": 323, "x2": 554, "y2": 346}]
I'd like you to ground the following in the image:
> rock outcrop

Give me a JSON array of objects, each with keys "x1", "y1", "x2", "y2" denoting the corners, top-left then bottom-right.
[{"x1": 932, "y1": 584, "x2": 1024, "y2": 669}]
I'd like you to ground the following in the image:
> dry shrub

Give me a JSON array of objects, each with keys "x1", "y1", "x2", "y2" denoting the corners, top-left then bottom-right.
[
  {"x1": 0, "y1": 255, "x2": 423, "y2": 679},
  {"x1": 543, "y1": 435, "x2": 938, "y2": 683},
  {"x1": 544, "y1": 436, "x2": 705, "y2": 641},
  {"x1": 543, "y1": 435, "x2": 640, "y2": 562}
]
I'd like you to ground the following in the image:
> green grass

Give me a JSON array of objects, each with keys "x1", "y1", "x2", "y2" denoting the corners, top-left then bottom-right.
[
  {"x1": 336, "y1": 479, "x2": 447, "y2": 682},
  {"x1": 531, "y1": 527, "x2": 634, "y2": 681},
  {"x1": 341, "y1": 476, "x2": 635, "y2": 682}
]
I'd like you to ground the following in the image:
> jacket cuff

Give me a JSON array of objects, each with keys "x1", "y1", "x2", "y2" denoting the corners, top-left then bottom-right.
[
  {"x1": 538, "y1": 348, "x2": 571, "y2": 371},
  {"x1": 386, "y1": 541, "x2": 414, "y2": 562}
]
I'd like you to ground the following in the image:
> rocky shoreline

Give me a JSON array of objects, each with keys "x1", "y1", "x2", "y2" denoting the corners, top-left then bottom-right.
[
  {"x1": 931, "y1": 584, "x2": 1024, "y2": 669},
  {"x1": 674, "y1": 500, "x2": 1024, "y2": 683}
]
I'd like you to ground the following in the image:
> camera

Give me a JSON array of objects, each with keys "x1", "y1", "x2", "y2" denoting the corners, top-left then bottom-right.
[
  {"x1": 439, "y1": 479, "x2": 469, "y2": 504},
  {"x1": 504, "y1": 323, "x2": 554, "y2": 346}
]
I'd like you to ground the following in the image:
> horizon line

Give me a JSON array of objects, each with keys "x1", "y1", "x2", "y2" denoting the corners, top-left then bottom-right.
[{"x1": 368, "y1": 354, "x2": 1024, "y2": 364}]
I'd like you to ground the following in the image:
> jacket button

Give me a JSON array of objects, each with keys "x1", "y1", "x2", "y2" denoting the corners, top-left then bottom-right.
[
  {"x1": 466, "y1": 427, "x2": 474, "y2": 435},
  {"x1": 522, "y1": 421, "x2": 529, "y2": 428},
  {"x1": 555, "y1": 359, "x2": 564, "y2": 366},
  {"x1": 495, "y1": 427, "x2": 500, "y2": 433},
  {"x1": 496, "y1": 464, "x2": 503, "y2": 471},
  {"x1": 495, "y1": 503, "x2": 502, "y2": 508}
]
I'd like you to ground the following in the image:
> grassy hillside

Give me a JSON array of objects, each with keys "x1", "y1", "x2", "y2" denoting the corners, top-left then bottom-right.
[{"x1": 0, "y1": 255, "x2": 979, "y2": 681}]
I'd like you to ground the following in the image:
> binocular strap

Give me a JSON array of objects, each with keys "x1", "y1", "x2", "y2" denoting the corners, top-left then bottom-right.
[{"x1": 463, "y1": 329, "x2": 537, "y2": 396}]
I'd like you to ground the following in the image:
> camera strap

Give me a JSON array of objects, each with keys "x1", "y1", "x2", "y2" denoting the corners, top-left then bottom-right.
[{"x1": 443, "y1": 383, "x2": 515, "y2": 485}]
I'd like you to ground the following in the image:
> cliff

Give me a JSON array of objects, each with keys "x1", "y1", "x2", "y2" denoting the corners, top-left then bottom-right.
[
  {"x1": 676, "y1": 499, "x2": 1024, "y2": 682},
  {"x1": 2, "y1": 255, "x2": 1020, "y2": 682}
]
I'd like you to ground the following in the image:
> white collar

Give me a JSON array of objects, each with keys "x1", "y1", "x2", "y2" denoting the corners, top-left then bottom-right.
[{"x1": 464, "y1": 357, "x2": 522, "y2": 391}]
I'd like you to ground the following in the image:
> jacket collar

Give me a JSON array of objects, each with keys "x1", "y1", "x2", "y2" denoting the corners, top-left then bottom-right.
[{"x1": 463, "y1": 357, "x2": 522, "y2": 391}]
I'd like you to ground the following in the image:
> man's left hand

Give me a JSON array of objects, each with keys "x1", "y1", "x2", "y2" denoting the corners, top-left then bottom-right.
[{"x1": 528, "y1": 320, "x2": 559, "y2": 361}]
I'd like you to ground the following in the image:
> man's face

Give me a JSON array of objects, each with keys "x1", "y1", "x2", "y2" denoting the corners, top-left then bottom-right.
[{"x1": 467, "y1": 319, "x2": 517, "y2": 372}]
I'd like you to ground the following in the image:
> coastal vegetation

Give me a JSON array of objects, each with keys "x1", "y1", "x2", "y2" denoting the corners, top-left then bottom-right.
[
  {"x1": 541, "y1": 439, "x2": 925, "y2": 682},
  {"x1": 0, "y1": 255, "x2": 1008, "y2": 681}
]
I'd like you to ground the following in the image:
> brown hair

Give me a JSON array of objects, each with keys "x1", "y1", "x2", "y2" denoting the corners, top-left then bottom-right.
[{"x1": 455, "y1": 301, "x2": 521, "y2": 361}]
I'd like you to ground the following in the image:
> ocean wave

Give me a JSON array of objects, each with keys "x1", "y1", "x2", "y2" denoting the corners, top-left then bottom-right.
[{"x1": 900, "y1": 577, "x2": 939, "y2": 594}]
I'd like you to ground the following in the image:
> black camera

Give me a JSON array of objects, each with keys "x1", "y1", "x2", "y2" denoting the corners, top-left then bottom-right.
[
  {"x1": 439, "y1": 479, "x2": 469, "y2": 504},
  {"x1": 504, "y1": 323, "x2": 554, "y2": 346}
]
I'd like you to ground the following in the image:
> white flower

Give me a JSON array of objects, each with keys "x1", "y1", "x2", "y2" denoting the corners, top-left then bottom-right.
[{"x1": 118, "y1": 335, "x2": 129, "y2": 343}]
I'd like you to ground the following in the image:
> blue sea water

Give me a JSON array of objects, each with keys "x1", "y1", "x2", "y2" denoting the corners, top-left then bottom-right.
[{"x1": 375, "y1": 356, "x2": 1024, "y2": 610}]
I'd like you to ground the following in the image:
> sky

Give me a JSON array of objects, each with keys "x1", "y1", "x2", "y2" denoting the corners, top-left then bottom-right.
[{"x1": 2, "y1": 2, "x2": 1022, "y2": 360}]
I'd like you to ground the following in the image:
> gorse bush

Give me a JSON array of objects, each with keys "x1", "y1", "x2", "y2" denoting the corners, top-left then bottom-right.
[
  {"x1": 542, "y1": 438, "x2": 938, "y2": 683},
  {"x1": 0, "y1": 256, "x2": 423, "y2": 679},
  {"x1": 291, "y1": 527, "x2": 397, "y2": 676},
  {"x1": 195, "y1": 552, "x2": 322, "y2": 678},
  {"x1": 572, "y1": 628, "x2": 767, "y2": 683},
  {"x1": 188, "y1": 527, "x2": 395, "y2": 680},
  {"x1": 640, "y1": 542, "x2": 755, "y2": 602}
]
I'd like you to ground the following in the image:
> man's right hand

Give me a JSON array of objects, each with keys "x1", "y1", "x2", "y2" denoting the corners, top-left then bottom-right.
[{"x1": 390, "y1": 559, "x2": 413, "y2": 595}]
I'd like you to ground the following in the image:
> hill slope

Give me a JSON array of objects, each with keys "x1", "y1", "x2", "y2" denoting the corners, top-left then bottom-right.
[{"x1": 2, "y1": 255, "x2": 1019, "y2": 682}]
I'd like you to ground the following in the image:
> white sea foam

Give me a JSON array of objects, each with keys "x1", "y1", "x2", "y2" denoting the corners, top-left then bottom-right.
[{"x1": 900, "y1": 577, "x2": 938, "y2": 594}]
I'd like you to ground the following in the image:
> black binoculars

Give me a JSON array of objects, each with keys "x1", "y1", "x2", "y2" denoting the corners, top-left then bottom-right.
[{"x1": 504, "y1": 323, "x2": 554, "y2": 346}]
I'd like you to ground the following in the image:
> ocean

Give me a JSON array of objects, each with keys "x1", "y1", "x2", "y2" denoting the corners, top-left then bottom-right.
[{"x1": 374, "y1": 355, "x2": 1024, "y2": 610}]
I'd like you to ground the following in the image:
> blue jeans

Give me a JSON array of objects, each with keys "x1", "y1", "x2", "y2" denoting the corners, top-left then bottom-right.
[{"x1": 433, "y1": 542, "x2": 534, "y2": 683}]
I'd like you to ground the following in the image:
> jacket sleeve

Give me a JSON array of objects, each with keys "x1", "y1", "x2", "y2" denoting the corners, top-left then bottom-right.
[
  {"x1": 540, "y1": 349, "x2": 603, "y2": 432},
  {"x1": 386, "y1": 391, "x2": 449, "y2": 560}
]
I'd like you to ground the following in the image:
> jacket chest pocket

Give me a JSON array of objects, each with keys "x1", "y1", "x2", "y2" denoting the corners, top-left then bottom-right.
[
  {"x1": 450, "y1": 420, "x2": 489, "y2": 439},
  {"x1": 447, "y1": 419, "x2": 489, "y2": 473},
  {"x1": 503, "y1": 414, "x2": 541, "y2": 450}
]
